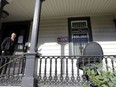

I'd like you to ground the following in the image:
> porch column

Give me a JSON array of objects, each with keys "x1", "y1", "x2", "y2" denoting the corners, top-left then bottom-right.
[{"x1": 21, "y1": 0, "x2": 45, "y2": 87}]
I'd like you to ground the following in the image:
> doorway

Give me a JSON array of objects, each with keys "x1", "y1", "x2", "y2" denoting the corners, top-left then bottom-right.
[
  {"x1": 0, "y1": 21, "x2": 31, "y2": 53},
  {"x1": 68, "y1": 17, "x2": 93, "y2": 55}
]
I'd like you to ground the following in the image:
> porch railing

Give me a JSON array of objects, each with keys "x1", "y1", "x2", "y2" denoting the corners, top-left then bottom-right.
[
  {"x1": 0, "y1": 55, "x2": 116, "y2": 86},
  {"x1": 36, "y1": 55, "x2": 116, "y2": 86},
  {"x1": 0, "y1": 55, "x2": 26, "y2": 86}
]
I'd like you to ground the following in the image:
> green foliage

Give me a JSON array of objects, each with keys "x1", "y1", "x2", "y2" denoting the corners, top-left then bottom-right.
[{"x1": 83, "y1": 65, "x2": 116, "y2": 87}]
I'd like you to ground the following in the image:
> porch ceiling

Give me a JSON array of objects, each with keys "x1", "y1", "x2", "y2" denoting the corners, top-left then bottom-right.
[{"x1": 1, "y1": 0, "x2": 116, "y2": 22}]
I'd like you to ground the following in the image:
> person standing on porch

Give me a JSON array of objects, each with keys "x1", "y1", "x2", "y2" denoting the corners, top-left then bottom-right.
[
  {"x1": 1, "y1": 32, "x2": 16, "y2": 55},
  {"x1": 0, "y1": 32, "x2": 16, "y2": 74}
]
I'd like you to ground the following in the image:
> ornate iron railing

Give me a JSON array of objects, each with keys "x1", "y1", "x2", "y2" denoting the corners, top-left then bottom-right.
[
  {"x1": 36, "y1": 55, "x2": 116, "y2": 86},
  {"x1": 0, "y1": 55, "x2": 116, "y2": 86},
  {"x1": 0, "y1": 55, "x2": 26, "y2": 86}
]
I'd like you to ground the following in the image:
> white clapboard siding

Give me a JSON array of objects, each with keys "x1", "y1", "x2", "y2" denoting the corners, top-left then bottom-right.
[
  {"x1": 91, "y1": 15, "x2": 116, "y2": 55},
  {"x1": 38, "y1": 18, "x2": 69, "y2": 56},
  {"x1": 28, "y1": 15, "x2": 116, "y2": 56}
]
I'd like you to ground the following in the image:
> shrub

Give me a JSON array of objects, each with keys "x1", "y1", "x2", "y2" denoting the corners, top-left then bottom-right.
[{"x1": 83, "y1": 65, "x2": 116, "y2": 87}]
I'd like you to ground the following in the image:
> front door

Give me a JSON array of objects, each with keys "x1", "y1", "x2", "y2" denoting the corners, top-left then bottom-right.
[{"x1": 68, "y1": 17, "x2": 93, "y2": 55}]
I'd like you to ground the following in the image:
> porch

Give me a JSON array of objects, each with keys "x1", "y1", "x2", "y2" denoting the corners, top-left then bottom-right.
[
  {"x1": 0, "y1": 55, "x2": 116, "y2": 87},
  {"x1": 0, "y1": 0, "x2": 116, "y2": 87}
]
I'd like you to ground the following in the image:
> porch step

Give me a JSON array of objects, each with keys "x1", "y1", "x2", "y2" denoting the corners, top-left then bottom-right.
[
  {"x1": 0, "y1": 86, "x2": 20, "y2": 87},
  {"x1": 0, "y1": 85, "x2": 82, "y2": 87},
  {"x1": 38, "y1": 85, "x2": 83, "y2": 87}
]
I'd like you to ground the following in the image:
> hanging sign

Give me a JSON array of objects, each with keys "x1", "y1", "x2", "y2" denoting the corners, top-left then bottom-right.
[{"x1": 57, "y1": 37, "x2": 68, "y2": 43}]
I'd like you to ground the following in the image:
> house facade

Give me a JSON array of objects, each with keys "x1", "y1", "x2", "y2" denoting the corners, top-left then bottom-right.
[
  {"x1": 0, "y1": 0, "x2": 116, "y2": 87},
  {"x1": 1, "y1": 0, "x2": 116, "y2": 56}
]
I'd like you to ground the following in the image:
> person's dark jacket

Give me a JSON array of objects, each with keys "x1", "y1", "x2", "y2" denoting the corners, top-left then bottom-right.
[{"x1": 1, "y1": 37, "x2": 16, "y2": 54}]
